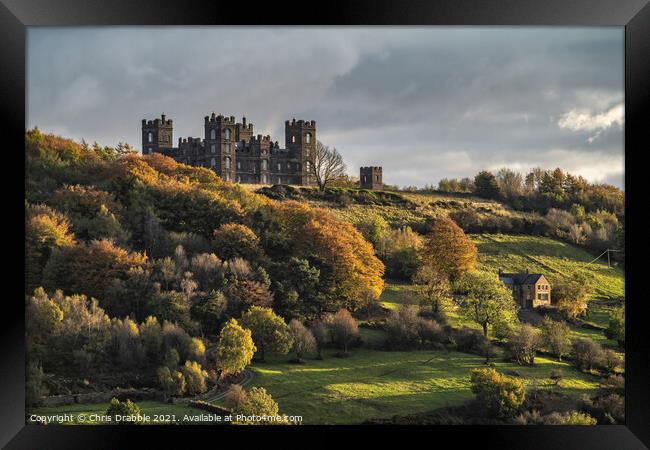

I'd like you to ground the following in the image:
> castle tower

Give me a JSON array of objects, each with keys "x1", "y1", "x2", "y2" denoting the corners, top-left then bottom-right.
[
  {"x1": 360, "y1": 166, "x2": 382, "y2": 190},
  {"x1": 204, "y1": 113, "x2": 237, "y2": 182},
  {"x1": 285, "y1": 118, "x2": 316, "y2": 185},
  {"x1": 141, "y1": 114, "x2": 173, "y2": 155}
]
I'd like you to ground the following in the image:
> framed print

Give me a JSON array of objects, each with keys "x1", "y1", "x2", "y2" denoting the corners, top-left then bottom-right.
[{"x1": 1, "y1": 0, "x2": 649, "y2": 448}]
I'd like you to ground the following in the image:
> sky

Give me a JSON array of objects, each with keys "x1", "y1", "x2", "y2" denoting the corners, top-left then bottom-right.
[{"x1": 27, "y1": 27, "x2": 624, "y2": 189}]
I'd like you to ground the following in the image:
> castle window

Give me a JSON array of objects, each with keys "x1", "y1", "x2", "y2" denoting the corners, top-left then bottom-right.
[
  {"x1": 210, "y1": 144, "x2": 216, "y2": 153},
  {"x1": 277, "y1": 163, "x2": 282, "y2": 171},
  {"x1": 305, "y1": 132, "x2": 311, "y2": 144},
  {"x1": 261, "y1": 174, "x2": 267, "y2": 184},
  {"x1": 261, "y1": 160, "x2": 267, "y2": 170},
  {"x1": 306, "y1": 161, "x2": 311, "y2": 172},
  {"x1": 225, "y1": 157, "x2": 231, "y2": 170},
  {"x1": 147, "y1": 132, "x2": 153, "y2": 143},
  {"x1": 237, "y1": 161, "x2": 241, "y2": 169},
  {"x1": 292, "y1": 135, "x2": 296, "y2": 144},
  {"x1": 210, "y1": 157, "x2": 216, "y2": 168},
  {"x1": 225, "y1": 143, "x2": 231, "y2": 153},
  {"x1": 210, "y1": 129, "x2": 216, "y2": 140},
  {"x1": 224, "y1": 128, "x2": 231, "y2": 140}
]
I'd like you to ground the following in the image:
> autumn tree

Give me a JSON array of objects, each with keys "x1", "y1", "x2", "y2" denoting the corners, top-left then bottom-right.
[
  {"x1": 212, "y1": 223, "x2": 262, "y2": 261},
  {"x1": 308, "y1": 140, "x2": 347, "y2": 191},
  {"x1": 552, "y1": 274, "x2": 591, "y2": 319},
  {"x1": 180, "y1": 360, "x2": 208, "y2": 395},
  {"x1": 25, "y1": 204, "x2": 75, "y2": 292},
  {"x1": 288, "y1": 319, "x2": 317, "y2": 362},
  {"x1": 421, "y1": 216, "x2": 477, "y2": 281},
  {"x1": 470, "y1": 368, "x2": 525, "y2": 418},
  {"x1": 330, "y1": 309, "x2": 359, "y2": 354},
  {"x1": 240, "y1": 306, "x2": 293, "y2": 362},
  {"x1": 42, "y1": 239, "x2": 147, "y2": 305},
  {"x1": 453, "y1": 270, "x2": 518, "y2": 338},
  {"x1": 214, "y1": 318, "x2": 256, "y2": 379}
]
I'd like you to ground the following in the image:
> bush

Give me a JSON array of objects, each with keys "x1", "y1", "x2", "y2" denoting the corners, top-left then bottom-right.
[
  {"x1": 571, "y1": 338, "x2": 605, "y2": 372},
  {"x1": 230, "y1": 387, "x2": 281, "y2": 424},
  {"x1": 515, "y1": 410, "x2": 596, "y2": 425},
  {"x1": 470, "y1": 368, "x2": 526, "y2": 418},
  {"x1": 541, "y1": 317, "x2": 571, "y2": 361},
  {"x1": 384, "y1": 306, "x2": 421, "y2": 349},
  {"x1": 580, "y1": 393, "x2": 625, "y2": 424},
  {"x1": 105, "y1": 398, "x2": 141, "y2": 424},
  {"x1": 452, "y1": 327, "x2": 489, "y2": 355},
  {"x1": 605, "y1": 306, "x2": 625, "y2": 347}
]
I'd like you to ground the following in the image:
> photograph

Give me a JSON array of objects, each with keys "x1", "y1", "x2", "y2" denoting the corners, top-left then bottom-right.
[{"x1": 21, "y1": 25, "x2": 629, "y2": 427}]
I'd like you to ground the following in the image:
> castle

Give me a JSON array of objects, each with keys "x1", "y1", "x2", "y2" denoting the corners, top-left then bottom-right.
[
  {"x1": 142, "y1": 113, "x2": 315, "y2": 185},
  {"x1": 142, "y1": 113, "x2": 383, "y2": 189}
]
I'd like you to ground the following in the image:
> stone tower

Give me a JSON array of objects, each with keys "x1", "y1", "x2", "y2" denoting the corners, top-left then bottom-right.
[
  {"x1": 141, "y1": 114, "x2": 173, "y2": 155},
  {"x1": 204, "y1": 113, "x2": 237, "y2": 182},
  {"x1": 360, "y1": 166, "x2": 383, "y2": 190},
  {"x1": 285, "y1": 118, "x2": 316, "y2": 185}
]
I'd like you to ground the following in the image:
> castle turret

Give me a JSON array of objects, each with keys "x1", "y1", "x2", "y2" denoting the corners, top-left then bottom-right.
[
  {"x1": 142, "y1": 114, "x2": 173, "y2": 155},
  {"x1": 204, "y1": 112, "x2": 237, "y2": 181},
  {"x1": 360, "y1": 166, "x2": 383, "y2": 190},
  {"x1": 285, "y1": 118, "x2": 316, "y2": 185}
]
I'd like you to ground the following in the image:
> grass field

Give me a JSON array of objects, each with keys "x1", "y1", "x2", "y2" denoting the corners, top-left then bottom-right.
[
  {"x1": 28, "y1": 401, "x2": 212, "y2": 425},
  {"x1": 242, "y1": 344, "x2": 602, "y2": 424}
]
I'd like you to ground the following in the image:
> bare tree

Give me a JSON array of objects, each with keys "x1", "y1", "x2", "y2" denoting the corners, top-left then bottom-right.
[{"x1": 308, "y1": 140, "x2": 347, "y2": 191}]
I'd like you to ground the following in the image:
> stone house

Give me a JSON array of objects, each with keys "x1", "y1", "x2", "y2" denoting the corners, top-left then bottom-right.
[{"x1": 498, "y1": 269, "x2": 552, "y2": 309}]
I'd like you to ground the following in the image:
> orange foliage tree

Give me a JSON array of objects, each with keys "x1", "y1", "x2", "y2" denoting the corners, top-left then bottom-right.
[{"x1": 421, "y1": 216, "x2": 477, "y2": 281}]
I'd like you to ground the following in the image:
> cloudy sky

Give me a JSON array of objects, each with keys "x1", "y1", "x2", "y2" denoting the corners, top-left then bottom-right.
[{"x1": 27, "y1": 27, "x2": 624, "y2": 188}]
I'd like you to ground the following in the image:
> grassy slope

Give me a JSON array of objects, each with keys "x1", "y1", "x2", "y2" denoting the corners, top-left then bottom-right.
[
  {"x1": 28, "y1": 401, "x2": 211, "y2": 424},
  {"x1": 242, "y1": 338, "x2": 601, "y2": 425}
]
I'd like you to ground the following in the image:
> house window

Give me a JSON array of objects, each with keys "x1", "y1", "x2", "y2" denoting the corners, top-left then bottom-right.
[
  {"x1": 224, "y1": 128, "x2": 231, "y2": 140},
  {"x1": 147, "y1": 132, "x2": 153, "y2": 143},
  {"x1": 305, "y1": 132, "x2": 311, "y2": 144},
  {"x1": 210, "y1": 129, "x2": 216, "y2": 140}
]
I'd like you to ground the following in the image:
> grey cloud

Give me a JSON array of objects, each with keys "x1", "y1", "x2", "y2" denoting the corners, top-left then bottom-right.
[{"x1": 27, "y1": 26, "x2": 624, "y2": 188}]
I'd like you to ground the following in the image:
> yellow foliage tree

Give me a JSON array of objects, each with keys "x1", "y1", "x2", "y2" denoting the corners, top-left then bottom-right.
[{"x1": 421, "y1": 216, "x2": 477, "y2": 281}]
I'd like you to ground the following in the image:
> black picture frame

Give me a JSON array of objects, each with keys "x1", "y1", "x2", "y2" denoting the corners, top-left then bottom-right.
[{"x1": 2, "y1": 0, "x2": 648, "y2": 448}]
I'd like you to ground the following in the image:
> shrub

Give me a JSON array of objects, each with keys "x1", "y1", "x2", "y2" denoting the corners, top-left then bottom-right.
[
  {"x1": 515, "y1": 410, "x2": 596, "y2": 425},
  {"x1": 470, "y1": 368, "x2": 525, "y2": 418},
  {"x1": 605, "y1": 306, "x2": 625, "y2": 347},
  {"x1": 571, "y1": 338, "x2": 605, "y2": 372},
  {"x1": 105, "y1": 398, "x2": 141, "y2": 424},
  {"x1": 580, "y1": 393, "x2": 625, "y2": 424},
  {"x1": 452, "y1": 327, "x2": 489, "y2": 355},
  {"x1": 385, "y1": 306, "x2": 421, "y2": 349}
]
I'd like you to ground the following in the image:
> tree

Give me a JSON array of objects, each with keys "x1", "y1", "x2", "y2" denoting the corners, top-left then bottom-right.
[
  {"x1": 232, "y1": 387, "x2": 280, "y2": 423},
  {"x1": 26, "y1": 361, "x2": 48, "y2": 406},
  {"x1": 421, "y1": 217, "x2": 477, "y2": 281},
  {"x1": 288, "y1": 319, "x2": 317, "y2": 362},
  {"x1": 605, "y1": 306, "x2": 625, "y2": 347},
  {"x1": 541, "y1": 317, "x2": 571, "y2": 361},
  {"x1": 105, "y1": 398, "x2": 141, "y2": 424},
  {"x1": 308, "y1": 140, "x2": 347, "y2": 191},
  {"x1": 223, "y1": 384, "x2": 247, "y2": 410},
  {"x1": 412, "y1": 265, "x2": 451, "y2": 317},
  {"x1": 224, "y1": 280, "x2": 273, "y2": 317},
  {"x1": 157, "y1": 366, "x2": 186, "y2": 398},
  {"x1": 453, "y1": 271, "x2": 518, "y2": 338},
  {"x1": 240, "y1": 306, "x2": 293, "y2": 362},
  {"x1": 474, "y1": 170, "x2": 501, "y2": 199},
  {"x1": 571, "y1": 338, "x2": 605, "y2": 372},
  {"x1": 310, "y1": 320, "x2": 330, "y2": 359},
  {"x1": 180, "y1": 360, "x2": 208, "y2": 395},
  {"x1": 188, "y1": 337, "x2": 206, "y2": 364},
  {"x1": 470, "y1": 368, "x2": 525, "y2": 418},
  {"x1": 385, "y1": 305, "x2": 422, "y2": 349},
  {"x1": 508, "y1": 323, "x2": 542, "y2": 366},
  {"x1": 553, "y1": 275, "x2": 591, "y2": 319},
  {"x1": 496, "y1": 168, "x2": 523, "y2": 200},
  {"x1": 212, "y1": 223, "x2": 262, "y2": 261},
  {"x1": 214, "y1": 318, "x2": 256, "y2": 378},
  {"x1": 330, "y1": 309, "x2": 359, "y2": 354}
]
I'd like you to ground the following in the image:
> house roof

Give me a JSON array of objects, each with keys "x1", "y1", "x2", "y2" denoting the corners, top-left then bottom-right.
[{"x1": 499, "y1": 273, "x2": 545, "y2": 285}]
